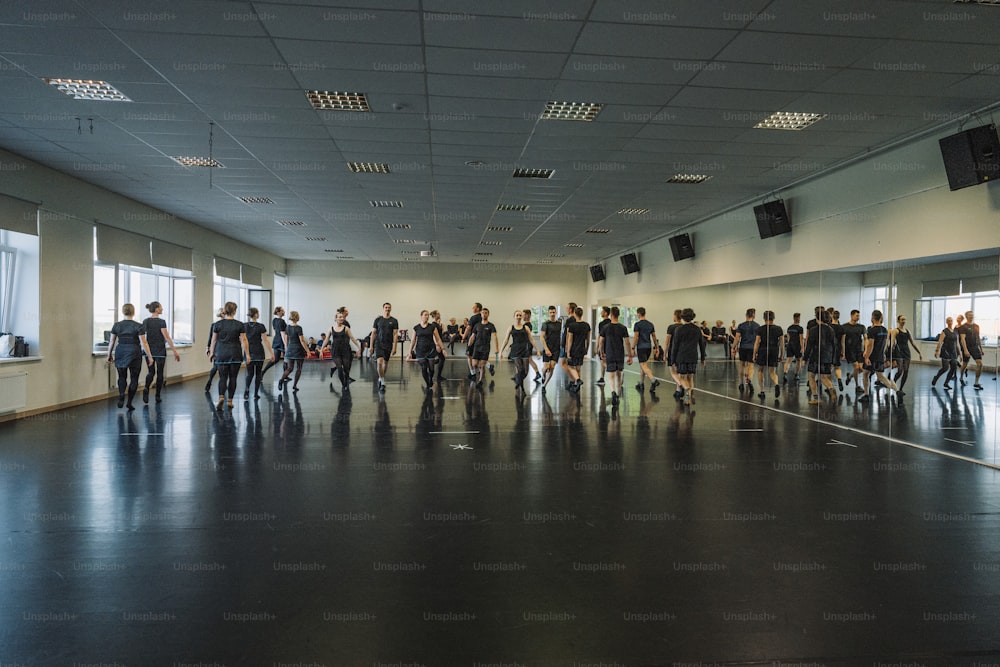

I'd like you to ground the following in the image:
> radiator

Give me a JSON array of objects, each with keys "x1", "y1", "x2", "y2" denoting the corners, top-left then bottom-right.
[{"x1": 0, "y1": 372, "x2": 27, "y2": 413}]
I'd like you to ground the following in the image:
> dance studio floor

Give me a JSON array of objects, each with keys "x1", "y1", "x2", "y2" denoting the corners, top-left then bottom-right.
[{"x1": 1, "y1": 356, "x2": 998, "y2": 666}]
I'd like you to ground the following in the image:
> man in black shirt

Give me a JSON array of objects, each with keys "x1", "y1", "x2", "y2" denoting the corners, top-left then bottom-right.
[
  {"x1": 753, "y1": 310, "x2": 783, "y2": 399},
  {"x1": 840, "y1": 309, "x2": 867, "y2": 391},
  {"x1": 463, "y1": 303, "x2": 483, "y2": 379},
  {"x1": 860, "y1": 309, "x2": 898, "y2": 403},
  {"x1": 597, "y1": 306, "x2": 632, "y2": 406},
  {"x1": 669, "y1": 308, "x2": 706, "y2": 407},
  {"x1": 467, "y1": 307, "x2": 498, "y2": 388},
  {"x1": 539, "y1": 306, "x2": 563, "y2": 393},
  {"x1": 563, "y1": 307, "x2": 591, "y2": 393},
  {"x1": 595, "y1": 306, "x2": 611, "y2": 386},
  {"x1": 804, "y1": 310, "x2": 838, "y2": 405},
  {"x1": 959, "y1": 310, "x2": 985, "y2": 390},
  {"x1": 369, "y1": 302, "x2": 399, "y2": 393},
  {"x1": 783, "y1": 312, "x2": 804, "y2": 385}
]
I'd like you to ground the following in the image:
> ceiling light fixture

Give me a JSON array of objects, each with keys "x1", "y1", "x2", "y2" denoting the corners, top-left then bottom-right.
[
  {"x1": 307, "y1": 91, "x2": 370, "y2": 112},
  {"x1": 587, "y1": 228, "x2": 611, "y2": 234},
  {"x1": 618, "y1": 208, "x2": 649, "y2": 215},
  {"x1": 240, "y1": 196, "x2": 274, "y2": 204},
  {"x1": 370, "y1": 200, "x2": 403, "y2": 208},
  {"x1": 384, "y1": 223, "x2": 411, "y2": 229},
  {"x1": 512, "y1": 168, "x2": 554, "y2": 179},
  {"x1": 754, "y1": 111, "x2": 826, "y2": 131},
  {"x1": 667, "y1": 174, "x2": 711, "y2": 184},
  {"x1": 348, "y1": 162, "x2": 391, "y2": 173},
  {"x1": 564, "y1": 242, "x2": 584, "y2": 248},
  {"x1": 43, "y1": 78, "x2": 131, "y2": 101},
  {"x1": 541, "y1": 101, "x2": 603, "y2": 122},
  {"x1": 486, "y1": 225, "x2": 513, "y2": 232},
  {"x1": 496, "y1": 204, "x2": 529, "y2": 211},
  {"x1": 277, "y1": 220, "x2": 306, "y2": 226},
  {"x1": 172, "y1": 156, "x2": 223, "y2": 167}
]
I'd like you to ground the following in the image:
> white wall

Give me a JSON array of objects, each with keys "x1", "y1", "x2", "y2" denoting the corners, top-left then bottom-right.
[
  {"x1": 0, "y1": 148, "x2": 286, "y2": 417},
  {"x1": 286, "y1": 259, "x2": 587, "y2": 337}
]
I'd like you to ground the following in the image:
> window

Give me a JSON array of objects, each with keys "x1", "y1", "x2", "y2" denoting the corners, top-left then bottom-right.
[
  {"x1": 861, "y1": 285, "x2": 896, "y2": 325},
  {"x1": 93, "y1": 262, "x2": 195, "y2": 349},
  {"x1": 915, "y1": 289, "x2": 999, "y2": 345},
  {"x1": 0, "y1": 243, "x2": 14, "y2": 333},
  {"x1": 0, "y1": 228, "x2": 39, "y2": 354}
]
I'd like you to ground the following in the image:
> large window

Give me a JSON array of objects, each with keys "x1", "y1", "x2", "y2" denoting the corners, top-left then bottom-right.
[
  {"x1": 0, "y1": 243, "x2": 14, "y2": 334},
  {"x1": 93, "y1": 262, "x2": 194, "y2": 349},
  {"x1": 861, "y1": 284, "x2": 896, "y2": 324},
  {"x1": 916, "y1": 290, "x2": 999, "y2": 344}
]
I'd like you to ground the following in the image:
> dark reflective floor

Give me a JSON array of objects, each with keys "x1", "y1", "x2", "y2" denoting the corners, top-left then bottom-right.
[{"x1": 1, "y1": 357, "x2": 999, "y2": 666}]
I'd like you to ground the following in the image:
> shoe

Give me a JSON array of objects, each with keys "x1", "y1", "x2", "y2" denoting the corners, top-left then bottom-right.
[
  {"x1": 227, "y1": 399, "x2": 234, "y2": 409},
  {"x1": 758, "y1": 391, "x2": 765, "y2": 399},
  {"x1": 611, "y1": 392, "x2": 619, "y2": 406},
  {"x1": 117, "y1": 395, "x2": 124, "y2": 409},
  {"x1": 254, "y1": 392, "x2": 260, "y2": 399},
  {"x1": 488, "y1": 364, "x2": 495, "y2": 377},
  {"x1": 204, "y1": 382, "x2": 211, "y2": 392},
  {"x1": 651, "y1": 380, "x2": 660, "y2": 391},
  {"x1": 747, "y1": 382, "x2": 754, "y2": 394},
  {"x1": 838, "y1": 379, "x2": 844, "y2": 391},
  {"x1": 683, "y1": 395, "x2": 691, "y2": 406},
  {"x1": 379, "y1": 380, "x2": 386, "y2": 393},
  {"x1": 126, "y1": 402, "x2": 134, "y2": 411},
  {"x1": 243, "y1": 390, "x2": 249, "y2": 400},
  {"x1": 781, "y1": 376, "x2": 787, "y2": 385},
  {"x1": 896, "y1": 390, "x2": 905, "y2": 397},
  {"x1": 155, "y1": 394, "x2": 162, "y2": 403},
  {"x1": 636, "y1": 383, "x2": 644, "y2": 392},
  {"x1": 775, "y1": 385, "x2": 781, "y2": 398},
  {"x1": 535, "y1": 372, "x2": 542, "y2": 382},
  {"x1": 216, "y1": 396, "x2": 224, "y2": 411},
  {"x1": 738, "y1": 383, "x2": 744, "y2": 393},
  {"x1": 292, "y1": 385, "x2": 299, "y2": 392},
  {"x1": 960, "y1": 378, "x2": 967, "y2": 387},
  {"x1": 974, "y1": 384, "x2": 984, "y2": 390},
  {"x1": 855, "y1": 386, "x2": 864, "y2": 394},
  {"x1": 142, "y1": 388, "x2": 149, "y2": 404},
  {"x1": 349, "y1": 376, "x2": 356, "y2": 383},
  {"x1": 596, "y1": 378, "x2": 605, "y2": 385},
  {"x1": 931, "y1": 375, "x2": 939, "y2": 387},
  {"x1": 846, "y1": 375, "x2": 853, "y2": 386},
  {"x1": 330, "y1": 367, "x2": 335, "y2": 378},
  {"x1": 943, "y1": 384, "x2": 951, "y2": 390},
  {"x1": 858, "y1": 394, "x2": 870, "y2": 404}
]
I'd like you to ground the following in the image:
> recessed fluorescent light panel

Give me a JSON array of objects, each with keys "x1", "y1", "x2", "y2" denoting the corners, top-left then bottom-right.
[
  {"x1": 542, "y1": 101, "x2": 603, "y2": 122},
  {"x1": 240, "y1": 196, "x2": 274, "y2": 204},
  {"x1": 277, "y1": 220, "x2": 306, "y2": 226},
  {"x1": 307, "y1": 91, "x2": 370, "y2": 112},
  {"x1": 587, "y1": 228, "x2": 611, "y2": 234},
  {"x1": 44, "y1": 78, "x2": 131, "y2": 101},
  {"x1": 393, "y1": 239, "x2": 415, "y2": 244},
  {"x1": 537, "y1": 259, "x2": 554, "y2": 264},
  {"x1": 486, "y1": 225, "x2": 513, "y2": 232},
  {"x1": 496, "y1": 204, "x2": 529, "y2": 211},
  {"x1": 304, "y1": 237, "x2": 326, "y2": 241},
  {"x1": 474, "y1": 252, "x2": 493, "y2": 256},
  {"x1": 348, "y1": 162, "x2": 391, "y2": 173},
  {"x1": 754, "y1": 111, "x2": 826, "y2": 131},
  {"x1": 512, "y1": 168, "x2": 554, "y2": 179},
  {"x1": 667, "y1": 174, "x2": 711, "y2": 184},
  {"x1": 384, "y1": 223, "x2": 411, "y2": 229},
  {"x1": 323, "y1": 249, "x2": 345, "y2": 253},
  {"x1": 618, "y1": 208, "x2": 649, "y2": 215},
  {"x1": 564, "y1": 242, "x2": 585, "y2": 248},
  {"x1": 480, "y1": 240, "x2": 502, "y2": 246},
  {"x1": 172, "y1": 156, "x2": 223, "y2": 168},
  {"x1": 370, "y1": 201, "x2": 403, "y2": 208}
]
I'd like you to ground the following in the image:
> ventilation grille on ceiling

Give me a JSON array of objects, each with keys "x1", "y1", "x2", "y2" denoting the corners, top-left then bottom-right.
[
  {"x1": 43, "y1": 78, "x2": 131, "y2": 101},
  {"x1": 497, "y1": 204, "x2": 529, "y2": 211},
  {"x1": 564, "y1": 242, "x2": 584, "y2": 248},
  {"x1": 474, "y1": 252, "x2": 493, "y2": 256},
  {"x1": 172, "y1": 156, "x2": 223, "y2": 168},
  {"x1": 486, "y1": 225, "x2": 513, "y2": 232},
  {"x1": 754, "y1": 111, "x2": 826, "y2": 131},
  {"x1": 472, "y1": 258, "x2": 489, "y2": 263},
  {"x1": 393, "y1": 239, "x2": 415, "y2": 244},
  {"x1": 587, "y1": 228, "x2": 611, "y2": 234},
  {"x1": 241, "y1": 196, "x2": 274, "y2": 204},
  {"x1": 512, "y1": 168, "x2": 554, "y2": 179},
  {"x1": 541, "y1": 101, "x2": 603, "y2": 122},
  {"x1": 548, "y1": 253, "x2": 565, "y2": 258},
  {"x1": 306, "y1": 91, "x2": 370, "y2": 112},
  {"x1": 384, "y1": 223, "x2": 411, "y2": 229},
  {"x1": 323, "y1": 249, "x2": 345, "y2": 253},
  {"x1": 304, "y1": 236, "x2": 326, "y2": 241},
  {"x1": 667, "y1": 174, "x2": 711, "y2": 184},
  {"x1": 348, "y1": 162, "x2": 391, "y2": 173},
  {"x1": 277, "y1": 220, "x2": 306, "y2": 226},
  {"x1": 618, "y1": 207, "x2": 649, "y2": 215},
  {"x1": 480, "y1": 240, "x2": 502, "y2": 246},
  {"x1": 370, "y1": 200, "x2": 403, "y2": 208}
]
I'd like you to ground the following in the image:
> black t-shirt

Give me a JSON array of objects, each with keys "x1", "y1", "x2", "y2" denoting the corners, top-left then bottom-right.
[
  {"x1": 143, "y1": 317, "x2": 166, "y2": 356},
  {"x1": 867, "y1": 325, "x2": 889, "y2": 363},
  {"x1": 213, "y1": 319, "x2": 246, "y2": 363},
  {"x1": 633, "y1": 319, "x2": 655, "y2": 349},
  {"x1": 372, "y1": 316, "x2": 399, "y2": 347},
  {"x1": 465, "y1": 313, "x2": 482, "y2": 343},
  {"x1": 284, "y1": 324, "x2": 306, "y2": 359},
  {"x1": 597, "y1": 318, "x2": 611, "y2": 338},
  {"x1": 245, "y1": 320, "x2": 267, "y2": 360},
  {"x1": 670, "y1": 323, "x2": 706, "y2": 365},
  {"x1": 271, "y1": 317, "x2": 287, "y2": 349},
  {"x1": 805, "y1": 323, "x2": 836, "y2": 364},
  {"x1": 958, "y1": 323, "x2": 981, "y2": 351},
  {"x1": 567, "y1": 320, "x2": 591, "y2": 358},
  {"x1": 472, "y1": 321, "x2": 497, "y2": 354},
  {"x1": 736, "y1": 321, "x2": 759, "y2": 349},
  {"x1": 541, "y1": 320, "x2": 562, "y2": 354},
  {"x1": 602, "y1": 322, "x2": 629, "y2": 362},
  {"x1": 841, "y1": 323, "x2": 866, "y2": 352},
  {"x1": 786, "y1": 323, "x2": 804, "y2": 351},
  {"x1": 112, "y1": 319, "x2": 145, "y2": 347},
  {"x1": 756, "y1": 324, "x2": 784, "y2": 357},
  {"x1": 413, "y1": 323, "x2": 437, "y2": 357}
]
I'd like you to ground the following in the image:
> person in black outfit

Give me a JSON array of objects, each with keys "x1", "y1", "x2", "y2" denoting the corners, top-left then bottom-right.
[
  {"x1": 410, "y1": 310, "x2": 445, "y2": 389},
  {"x1": 860, "y1": 309, "x2": 898, "y2": 403},
  {"x1": 325, "y1": 309, "x2": 361, "y2": 391},
  {"x1": 783, "y1": 312, "x2": 804, "y2": 385},
  {"x1": 446, "y1": 317, "x2": 461, "y2": 355},
  {"x1": 932, "y1": 316, "x2": 960, "y2": 390},
  {"x1": 804, "y1": 310, "x2": 838, "y2": 405},
  {"x1": 889, "y1": 314, "x2": 922, "y2": 396},
  {"x1": 596, "y1": 306, "x2": 632, "y2": 406},
  {"x1": 467, "y1": 307, "x2": 499, "y2": 388},
  {"x1": 563, "y1": 307, "x2": 591, "y2": 393},
  {"x1": 522, "y1": 309, "x2": 542, "y2": 384},
  {"x1": 959, "y1": 311, "x2": 985, "y2": 390},
  {"x1": 106, "y1": 303, "x2": 153, "y2": 411},
  {"x1": 539, "y1": 306, "x2": 562, "y2": 393},
  {"x1": 370, "y1": 303, "x2": 400, "y2": 393},
  {"x1": 204, "y1": 308, "x2": 224, "y2": 392},
  {"x1": 243, "y1": 307, "x2": 273, "y2": 400},
  {"x1": 595, "y1": 305, "x2": 611, "y2": 386},
  {"x1": 840, "y1": 309, "x2": 867, "y2": 391},
  {"x1": 278, "y1": 310, "x2": 309, "y2": 392},
  {"x1": 260, "y1": 306, "x2": 287, "y2": 379},
  {"x1": 430, "y1": 310, "x2": 448, "y2": 384},
  {"x1": 752, "y1": 310, "x2": 783, "y2": 399},
  {"x1": 141, "y1": 301, "x2": 180, "y2": 404},
  {"x1": 500, "y1": 310, "x2": 540, "y2": 396},
  {"x1": 208, "y1": 301, "x2": 248, "y2": 410},
  {"x1": 669, "y1": 308, "x2": 706, "y2": 407}
]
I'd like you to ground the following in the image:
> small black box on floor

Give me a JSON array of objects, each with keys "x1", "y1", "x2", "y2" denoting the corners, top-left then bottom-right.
[
  {"x1": 939, "y1": 124, "x2": 1000, "y2": 191},
  {"x1": 620, "y1": 252, "x2": 640, "y2": 275},
  {"x1": 589, "y1": 264, "x2": 605, "y2": 282},
  {"x1": 669, "y1": 233, "x2": 695, "y2": 261},
  {"x1": 754, "y1": 200, "x2": 791, "y2": 239}
]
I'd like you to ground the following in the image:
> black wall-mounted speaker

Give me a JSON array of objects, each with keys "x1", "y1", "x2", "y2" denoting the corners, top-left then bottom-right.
[
  {"x1": 669, "y1": 233, "x2": 695, "y2": 261},
  {"x1": 754, "y1": 200, "x2": 791, "y2": 239},
  {"x1": 589, "y1": 264, "x2": 605, "y2": 282},
  {"x1": 620, "y1": 252, "x2": 640, "y2": 275},
  {"x1": 939, "y1": 124, "x2": 1000, "y2": 191}
]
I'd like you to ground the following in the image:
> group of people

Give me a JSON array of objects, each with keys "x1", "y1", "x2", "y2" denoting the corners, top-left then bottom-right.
[{"x1": 104, "y1": 298, "x2": 988, "y2": 412}]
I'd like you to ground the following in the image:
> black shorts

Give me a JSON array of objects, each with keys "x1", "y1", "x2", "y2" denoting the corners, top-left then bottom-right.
[
  {"x1": 374, "y1": 344, "x2": 393, "y2": 360},
  {"x1": 636, "y1": 348, "x2": 651, "y2": 363},
  {"x1": 567, "y1": 356, "x2": 583, "y2": 368},
  {"x1": 542, "y1": 352, "x2": 557, "y2": 363},
  {"x1": 755, "y1": 354, "x2": 779, "y2": 368},
  {"x1": 845, "y1": 348, "x2": 864, "y2": 364},
  {"x1": 605, "y1": 359, "x2": 624, "y2": 372},
  {"x1": 807, "y1": 361, "x2": 832, "y2": 375},
  {"x1": 785, "y1": 348, "x2": 801, "y2": 360},
  {"x1": 738, "y1": 348, "x2": 754, "y2": 363},
  {"x1": 864, "y1": 359, "x2": 885, "y2": 373},
  {"x1": 472, "y1": 348, "x2": 490, "y2": 361},
  {"x1": 970, "y1": 347, "x2": 983, "y2": 361},
  {"x1": 676, "y1": 362, "x2": 698, "y2": 375}
]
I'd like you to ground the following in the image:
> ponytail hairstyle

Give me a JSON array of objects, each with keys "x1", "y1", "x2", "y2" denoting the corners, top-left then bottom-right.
[
  {"x1": 122, "y1": 303, "x2": 135, "y2": 317},
  {"x1": 146, "y1": 301, "x2": 161, "y2": 314},
  {"x1": 223, "y1": 301, "x2": 238, "y2": 317},
  {"x1": 248, "y1": 307, "x2": 259, "y2": 319},
  {"x1": 289, "y1": 310, "x2": 300, "y2": 323}
]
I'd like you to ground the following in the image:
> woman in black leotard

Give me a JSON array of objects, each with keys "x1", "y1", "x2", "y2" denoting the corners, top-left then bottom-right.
[
  {"x1": 208, "y1": 301, "x2": 248, "y2": 410},
  {"x1": 278, "y1": 311, "x2": 309, "y2": 391},
  {"x1": 932, "y1": 316, "x2": 959, "y2": 390},
  {"x1": 410, "y1": 310, "x2": 444, "y2": 389},
  {"x1": 243, "y1": 307, "x2": 273, "y2": 400},
  {"x1": 106, "y1": 303, "x2": 153, "y2": 411},
  {"x1": 889, "y1": 314, "x2": 922, "y2": 396},
  {"x1": 325, "y1": 310, "x2": 361, "y2": 391},
  {"x1": 141, "y1": 301, "x2": 180, "y2": 404},
  {"x1": 500, "y1": 310, "x2": 539, "y2": 395},
  {"x1": 261, "y1": 306, "x2": 286, "y2": 379}
]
